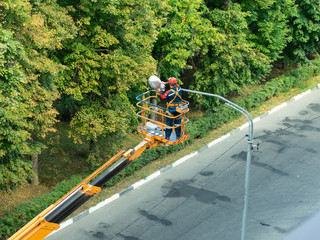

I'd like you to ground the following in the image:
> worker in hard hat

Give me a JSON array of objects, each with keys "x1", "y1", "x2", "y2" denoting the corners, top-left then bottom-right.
[{"x1": 158, "y1": 77, "x2": 182, "y2": 141}]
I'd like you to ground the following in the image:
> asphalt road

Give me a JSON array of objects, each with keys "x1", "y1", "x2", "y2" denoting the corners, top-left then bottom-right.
[{"x1": 47, "y1": 88, "x2": 320, "y2": 240}]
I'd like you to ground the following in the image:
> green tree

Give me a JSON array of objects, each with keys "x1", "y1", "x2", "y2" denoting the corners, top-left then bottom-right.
[
  {"x1": 238, "y1": 0, "x2": 297, "y2": 62},
  {"x1": 187, "y1": 3, "x2": 270, "y2": 108},
  {"x1": 0, "y1": 29, "x2": 33, "y2": 190},
  {"x1": 284, "y1": 0, "x2": 320, "y2": 61},
  {"x1": 153, "y1": 0, "x2": 218, "y2": 80},
  {"x1": 0, "y1": 0, "x2": 75, "y2": 189},
  {"x1": 56, "y1": 0, "x2": 167, "y2": 165}
]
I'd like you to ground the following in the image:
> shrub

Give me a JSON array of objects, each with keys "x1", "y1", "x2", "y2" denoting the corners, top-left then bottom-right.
[{"x1": 0, "y1": 175, "x2": 84, "y2": 239}]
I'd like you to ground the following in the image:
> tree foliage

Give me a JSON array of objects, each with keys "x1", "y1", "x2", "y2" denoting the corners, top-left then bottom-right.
[
  {"x1": 284, "y1": 0, "x2": 320, "y2": 61},
  {"x1": 0, "y1": 0, "x2": 75, "y2": 190},
  {"x1": 239, "y1": 0, "x2": 297, "y2": 61},
  {"x1": 185, "y1": 3, "x2": 271, "y2": 107},
  {"x1": 153, "y1": 0, "x2": 217, "y2": 80}
]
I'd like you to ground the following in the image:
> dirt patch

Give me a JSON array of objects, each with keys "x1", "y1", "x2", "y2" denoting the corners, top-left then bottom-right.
[{"x1": 0, "y1": 184, "x2": 50, "y2": 216}]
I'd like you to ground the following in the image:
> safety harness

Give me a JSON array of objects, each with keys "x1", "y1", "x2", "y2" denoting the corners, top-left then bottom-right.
[
  {"x1": 167, "y1": 88, "x2": 182, "y2": 108},
  {"x1": 165, "y1": 88, "x2": 182, "y2": 118}
]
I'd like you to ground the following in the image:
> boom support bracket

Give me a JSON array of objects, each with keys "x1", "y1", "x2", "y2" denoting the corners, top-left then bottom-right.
[
  {"x1": 125, "y1": 134, "x2": 159, "y2": 162},
  {"x1": 82, "y1": 184, "x2": 102, "y2": 195},
  {"x1": 38, "y1": 219, "x2": 60, "y2": 231}
]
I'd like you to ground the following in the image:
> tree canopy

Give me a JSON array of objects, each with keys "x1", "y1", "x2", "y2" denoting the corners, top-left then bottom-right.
[{"x1": 0, "y1": 0, "x2": 75, "y2": 189}]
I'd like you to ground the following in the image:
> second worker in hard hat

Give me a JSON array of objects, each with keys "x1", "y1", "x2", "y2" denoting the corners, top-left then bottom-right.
[{"x1": 158, "y1": 77, "x2": 182, "y2": 141}]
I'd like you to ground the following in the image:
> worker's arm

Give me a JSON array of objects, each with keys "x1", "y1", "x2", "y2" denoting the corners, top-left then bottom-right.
[{"x1": 158, "y1": 89, "x2": 171, "y2": 100}]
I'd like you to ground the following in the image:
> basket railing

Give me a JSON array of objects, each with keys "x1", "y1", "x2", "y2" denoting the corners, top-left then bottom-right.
[{"x1": 136, "y1": 90, "x2": 189, "y2": 139}]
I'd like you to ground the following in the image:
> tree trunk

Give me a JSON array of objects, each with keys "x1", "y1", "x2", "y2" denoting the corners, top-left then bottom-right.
[
  {"x1": 89, "y1": 138, "x2": 101, "y2": 166},
  {"x1": 89, "y1": 138, "x2": 100, "y2": 156},
  {"x1": 151, "y1": 98, "x2": 157, "y2": 121},
  {"x1": 31, "y1": 152, "x2": 39, "y2": 185}
]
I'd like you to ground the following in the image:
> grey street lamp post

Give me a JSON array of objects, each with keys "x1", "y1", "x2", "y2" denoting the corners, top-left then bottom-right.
[{"x1": 182, "y1": 88, "x2": 254, "y2": 240}]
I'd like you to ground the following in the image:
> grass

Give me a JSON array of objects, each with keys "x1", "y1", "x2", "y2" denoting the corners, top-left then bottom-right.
[{"x1": 0, "y1": 75, "x2": 319, "y2": 218}]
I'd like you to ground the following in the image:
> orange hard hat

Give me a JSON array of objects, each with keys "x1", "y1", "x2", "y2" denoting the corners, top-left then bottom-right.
[{"x1": 168, "y1": 77, "x2": 177, "y2": 84}]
